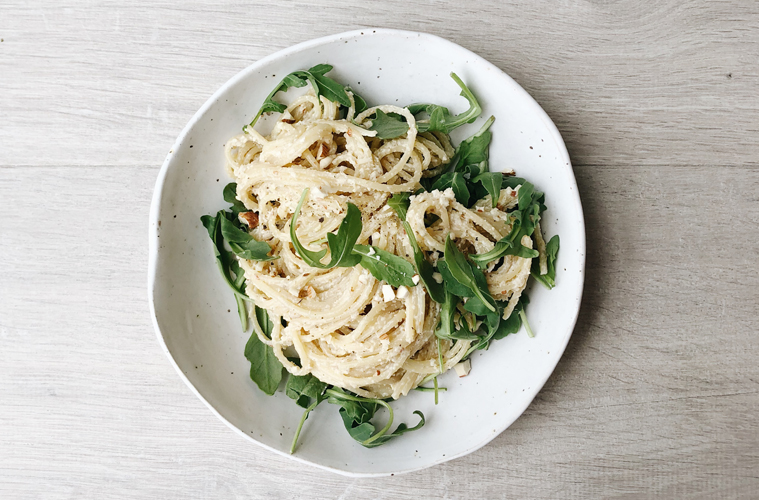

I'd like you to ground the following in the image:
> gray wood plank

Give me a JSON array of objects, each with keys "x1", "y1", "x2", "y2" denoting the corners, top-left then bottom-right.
[
  {"x1": 2, "y1": 1, "x2": 759, "y2": 168},
  {"x1": 1, "y1": 164, "x2": 756, "y2": 498}
]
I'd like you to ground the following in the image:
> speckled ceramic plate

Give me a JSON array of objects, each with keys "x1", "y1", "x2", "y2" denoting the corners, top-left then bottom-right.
[{"x1": 148, "y1": 29, "x2": 585, "y2": 477}]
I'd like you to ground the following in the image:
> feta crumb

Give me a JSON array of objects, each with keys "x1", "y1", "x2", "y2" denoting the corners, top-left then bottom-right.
[
  {"x1": 311, "y1": 187, "x2": 326, "y2": 198},
  {"x1": 367, "y1": 247, "x2": 376, "y2": 256},
  {"x1": 432, "y1": 272, "x2": 443, "y2": 284},
  {"x1": 411, "y1": 275, "x2": 420, "y2": 285},
  {"x1": 396, "y1": 286, "x2": 409, "y2": 299},
  {"x1": 430, "y1": 251, "x2": 440, "y2": 265},
  {"x1": 454, "y1": 359, "x2": 471, "y2": 377},
  {"x1": 319, "y1": 157, "x2": 332, "y2": 169},
  {"x1": 382, "y1": 284, "x2": 395, "y2": 302}
]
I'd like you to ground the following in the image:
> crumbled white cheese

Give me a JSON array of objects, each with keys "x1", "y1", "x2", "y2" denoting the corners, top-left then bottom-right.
[
  {"x1": 454, "y1": 359, "x2": 471, "y2": 377},
  {"x1": 367, "y1": 247, "x2": 376, "y2": 256},
  {"x1": 311, "y1": 187, "x2": 326, "y2": 199},
  {"x1": 319, "y1": 157, "x2": 332, "y2": 169},
  {"x1": 396, "y1": 286, "x2": 409, "y2": 299},
  {"x1": 382, "y1": 284, "x2": 396, "y2": 302},
  {"x1": 430, "y1": 251, "x2": 440, "y2": 265},
  {"x1": 372, "y1": 232, "x2": 381, "y2": 243},
  {"x1": 432, "y1": 272, "x2": 443, "y2": 284},
  {"x1": 411, "y1": 275, "x2": 420, "y2": 285}
]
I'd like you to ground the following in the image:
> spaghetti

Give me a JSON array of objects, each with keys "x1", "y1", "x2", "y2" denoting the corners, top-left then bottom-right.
[{"x1": 223, "y1": 88, "x2": 535, "y2": 400}]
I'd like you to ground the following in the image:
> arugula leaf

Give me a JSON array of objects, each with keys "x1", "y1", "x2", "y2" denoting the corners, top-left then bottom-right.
[
  {"x1": 463, "y1": 295, "x2": 499, "y2": 319},
  {"x1": 472, "y1": 172, "x2": 502, "y2": 208},
  {"x1": 229, "y1": 259, "x2": 248, "y2": 331},
  {"x1": 435, "y1": 291, "x2": 459, "y2": 340},
  {"x1": 245, "y1": 64, "x2": 356, "y2": 130},
  {"x1": 401, "y1": 222, "x2": 445, "y2": 303},
  {"x1": 501, "y1": 176, "x2": 527, "y2": 189},
  {"x1": 244, "y1": 306, "x2": 283, "y2": 396},
  {"x1": 200, "y1": 212, "x2": 217, "y2": 239},
  {"x1": 286, "y1": 373, "x2": 328, "y2": 409},
  {"x1": 456, "y1": 115, "x2": 495, "y2": 167},
  {"x1": 326, "y1": 204, "x2": 363, "y2": 268},
  {"x1": 255, "y1": 305, "x2": 273, "y2": 336},
  {"x1": 387, "y1": 192, "x2": 412, "y2": 221},
  {"x1": 531, "y1": 234, "x2": 560, "y2": 289},
  {"x1": 362, "y1": 411, "x2": 425, "y2": 448},
  {"x1": 473, "y1": 237, "x2": 540, "y2": 264},
  {"x1": 223, "y1": 183, "x2": 247, "y2": 214},
  {"x1": 407, "y1": 73, "x2": 482, "y2": 134},
  {"x1": 307, "y1": 63, "x2": 332, "y2": 76},
  {"x1": 312, "y1": 72, "x2": 352, "y2": 107},
  {"x1": 353, "y1": 245, "x2": 416, "y2": 288},
  {"x1": 431, "y1": 172, "x2": 470, "y2": 206},
  {"x1": 326, "y1": 388, "x2": 425, "y2": 448},
  {"x1": 469, "y1": 181, "x2": 543, "y2": 265},
  {"x1": 245, "y1": 70, "x2": 312, "y2": 130},
  {"x1": 349, "y1": 89, "x2": 368, "y2": 114},
  {"x1": 422, "y1": 116, "x2": 494, "y2": 207},
  {"x1": 442, "y1": 236, "x2": 497, "y2": 313},
  {"x1": 519, "y1": 306, "x2": 535, "y2": 338},
  {"x1": 464, "y1": 295, "x2": 530, "y2": 356},
  {"x1": 219, "y1": 215, "x2": 277, "y2": 261},
  {"x1": 494, "y1": 295, "x2": 530, "y2": 340},
  {"x1": 384, "y1": 193, "x2": 445, "y2": 302},
  {"x1": 200, "y1": 211, "x2": 249, "y2": 301},
  {"x1": 459, "y1": 160, "x2": 488, "y2": 179},
  {"x1": 437, "y1": 261, "x2": 472, "y2": 297},
  {"x1": 290, "y1": 188, "x2": 362, "y2": 269},
  {"x1": 434, "y1": 291, "x2": 482, "y2": 341},
  {"x1": 287, "y1": 372, "x2": 329, "y2": 454},
  {"x1": 367, "y1": 109, "x2": 409, "y2": 139},
  {"x1": 517, "y1": 181, "x2": 535, "y2": 211}
]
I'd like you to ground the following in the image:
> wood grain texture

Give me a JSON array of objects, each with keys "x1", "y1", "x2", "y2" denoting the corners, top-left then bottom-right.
[
  {"x1": 2, "y1": 1, "x2": 759, "y2": 168},
  {"x1": 1, "y1": 0, "x2": 758, "y2": 498}
]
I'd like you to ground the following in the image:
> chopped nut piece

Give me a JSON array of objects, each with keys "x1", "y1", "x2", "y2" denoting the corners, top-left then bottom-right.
[
  {"x1": 239, "y1": 211, "x2": 259, "y2": 228},
  {"x1": 454, "y1": 359, "x2": 471, "y2": 377}
]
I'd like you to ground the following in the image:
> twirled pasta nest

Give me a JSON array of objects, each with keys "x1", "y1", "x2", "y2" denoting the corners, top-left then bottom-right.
[{"x1": 226, "y1": 91, "x2": 531, "y2": 399}]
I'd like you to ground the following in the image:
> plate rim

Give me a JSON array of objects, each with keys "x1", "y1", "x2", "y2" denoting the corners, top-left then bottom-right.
[{"x1": 148, "y1": 27, "x2": 586, "y2": 477}]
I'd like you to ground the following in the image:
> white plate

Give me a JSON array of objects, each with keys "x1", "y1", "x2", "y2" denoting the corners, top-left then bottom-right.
[{"x1": 148, "y1": 29, "x2": 585, "y2": 477}]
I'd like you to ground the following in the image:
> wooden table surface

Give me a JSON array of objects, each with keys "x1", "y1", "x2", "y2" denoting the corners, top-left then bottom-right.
[{"x1": 2, "y1": 1, "x2": 758, "y2": 498}]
